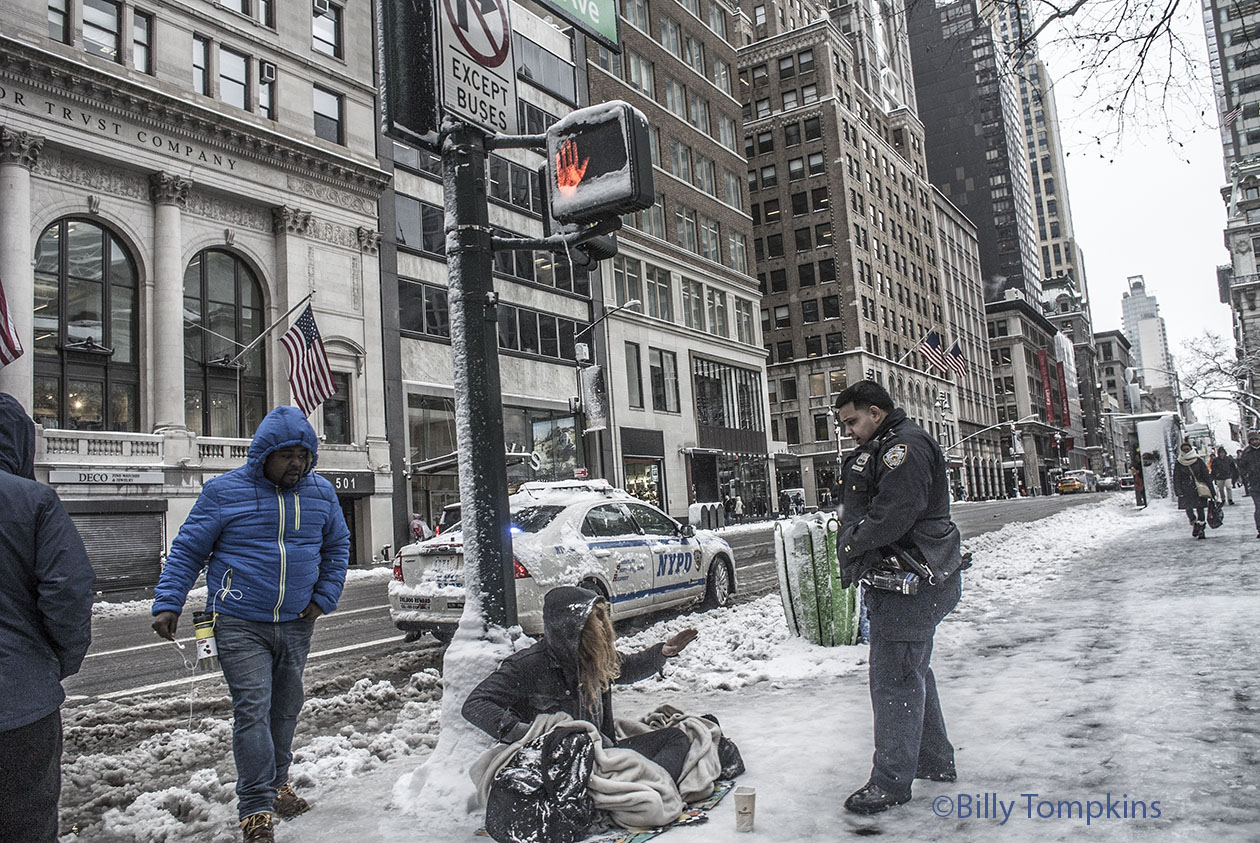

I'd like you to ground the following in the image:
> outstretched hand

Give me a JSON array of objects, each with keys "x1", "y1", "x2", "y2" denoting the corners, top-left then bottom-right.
[{"x1": 662, "y1": 628, "x2": 698, "y2": 657}]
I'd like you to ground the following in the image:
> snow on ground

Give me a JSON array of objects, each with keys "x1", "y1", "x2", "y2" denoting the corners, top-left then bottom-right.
[
  {"x1": 64, "y1": 495, "x2": 1259, "y2": 841},
  {"x1": 89, "y1": 566, "x2": 393, "y2": 620}
]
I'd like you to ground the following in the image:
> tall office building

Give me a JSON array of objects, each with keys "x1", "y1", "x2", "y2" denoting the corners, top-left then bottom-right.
[
  {"x1": 1204, "y1": 0, "x2": 1260, "y2": 422},
  {"x1": 1120, "y1": 275, "x2": 1182, "y2": 413},
  {"x1": 0, "y1": 0, "x2": 393, "y2": 583},
  {"x1": 906, "y1": 0, "x2": 1041, "y2": 302},
  {"x1": 739, "y1": 0, "x2": 995, "y2": 504}
]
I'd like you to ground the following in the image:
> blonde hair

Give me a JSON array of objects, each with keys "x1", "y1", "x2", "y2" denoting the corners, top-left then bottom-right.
[{"x1": 578, "y1": 600, "x2": 621, "y2": 702}]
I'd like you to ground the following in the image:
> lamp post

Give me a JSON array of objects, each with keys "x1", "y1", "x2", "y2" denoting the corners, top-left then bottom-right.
[{"x1": 572, "y1": 299, "x2": 641, "y2": 480}]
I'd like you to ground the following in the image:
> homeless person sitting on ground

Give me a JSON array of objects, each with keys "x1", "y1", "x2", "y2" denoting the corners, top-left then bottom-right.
[{"x1": 463, "y1": 586, "x2": 739, "y2": 843}]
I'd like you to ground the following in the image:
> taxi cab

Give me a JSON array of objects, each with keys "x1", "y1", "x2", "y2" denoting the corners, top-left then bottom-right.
[{"x1": 388, "y1": 480, "x2": 737, "y2": 641}]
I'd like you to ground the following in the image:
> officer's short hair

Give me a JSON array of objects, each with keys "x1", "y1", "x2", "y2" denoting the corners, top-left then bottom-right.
[{"x1": 834, "y1": 380, "x2": 895, "y2": 413}]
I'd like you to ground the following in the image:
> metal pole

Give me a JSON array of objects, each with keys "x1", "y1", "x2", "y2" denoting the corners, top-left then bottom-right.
[{"x1": 442, "y1": 122, "x2": 515, "y2": 629}]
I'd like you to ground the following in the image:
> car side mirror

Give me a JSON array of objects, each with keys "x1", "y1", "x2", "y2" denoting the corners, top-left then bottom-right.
[{"x1": 679, "y1": 523, "x2": 697, "y2": 539}]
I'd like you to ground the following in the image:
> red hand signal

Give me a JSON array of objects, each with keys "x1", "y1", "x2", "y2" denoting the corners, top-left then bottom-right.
[{"x1": 555, "y1": 139, "x2": 589, "y2": 197}]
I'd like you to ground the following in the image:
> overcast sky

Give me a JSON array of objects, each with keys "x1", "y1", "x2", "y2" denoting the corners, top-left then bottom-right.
[{"x1": 1035, "y1": 5, "x2": 1239, "y2": 436}]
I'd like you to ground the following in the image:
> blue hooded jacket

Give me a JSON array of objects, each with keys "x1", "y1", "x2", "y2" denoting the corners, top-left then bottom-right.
[
  {"x1": 152, "y1": 406, "x2": 350, "y2": 622},
  {"x1": 0, "y1": 393, "x2": 95, "y2": 731}
]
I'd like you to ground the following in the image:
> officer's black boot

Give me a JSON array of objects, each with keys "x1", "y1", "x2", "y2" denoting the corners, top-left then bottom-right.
[{"x1": 844, "y1": 782, "x2": 911, "y2": 815}]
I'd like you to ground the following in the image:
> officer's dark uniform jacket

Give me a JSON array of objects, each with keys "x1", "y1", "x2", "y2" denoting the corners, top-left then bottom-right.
[
  {"x1": 463, "y1": 586, "x2": 667, "y2": 745},
  {"x1": 838, "y1": 408, "x2": 963, "y2": 641}
]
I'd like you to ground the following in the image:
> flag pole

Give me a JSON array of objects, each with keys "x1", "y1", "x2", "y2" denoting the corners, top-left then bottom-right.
[
  {"x1": 226, "y1": 291, "x2": 314, "y2": 368},
  {"x1": 895, "y1": 333, "x2": 927, "y2": 366}
]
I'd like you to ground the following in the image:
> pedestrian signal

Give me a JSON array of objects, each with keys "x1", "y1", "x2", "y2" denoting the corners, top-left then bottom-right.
[
  {"x1": 538, "y1": 165, "x2": 618, "y2": 267},
  {"x1": 545, "y1": 101, "x2": 654, "y2": 224}
]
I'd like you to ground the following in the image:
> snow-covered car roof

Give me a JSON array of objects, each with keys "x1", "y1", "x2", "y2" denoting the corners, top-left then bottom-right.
[{"x1": 508, "y1": 479, "x2": 638, "y2": 509}]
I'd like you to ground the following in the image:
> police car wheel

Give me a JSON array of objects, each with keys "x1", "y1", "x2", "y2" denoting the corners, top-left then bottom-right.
[
  {"x1": 578, "y1": 578, "x2": 608, "y2": 599},
  {"x1": 702, "y1": 559, "x2": 732, "y2": 609}
]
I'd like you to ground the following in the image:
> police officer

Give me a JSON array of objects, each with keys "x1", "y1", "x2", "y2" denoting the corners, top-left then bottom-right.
[{"x1": 833, "y1": 380, "x2": 965, "y2": 814}]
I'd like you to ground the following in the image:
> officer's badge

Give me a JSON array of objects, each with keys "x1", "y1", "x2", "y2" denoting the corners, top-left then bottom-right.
[
  {"x1": 854, "y1": 453, "x2": 871, "y2": 470},
  {"x1": 883, "y1": 444, "x2": 907, "y2": 469}
]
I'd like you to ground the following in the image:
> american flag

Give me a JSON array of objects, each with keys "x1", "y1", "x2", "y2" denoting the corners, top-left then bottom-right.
[
  {"x1": 280, "y1": 305, "x2": 336, "y2": 415},
  {"x1": 946, "y1": 340, "x2": 968, "y2": 376},
  {"x1": 920, "y1": 331, "x2": 949, "y2": 373},
  {"x1": 0, "y1": 277, "x2": 23, "y2": 367},
  {"x1": 1225, "y1": 104, "x2": 1243, "y2": 127}
]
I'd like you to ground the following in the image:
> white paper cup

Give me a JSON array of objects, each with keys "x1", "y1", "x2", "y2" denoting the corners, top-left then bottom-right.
[{"x1": 734, "y1": 785, "x2": 756, "y2": 832}]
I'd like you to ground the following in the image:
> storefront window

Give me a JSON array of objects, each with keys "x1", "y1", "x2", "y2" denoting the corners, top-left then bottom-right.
[
  {"x1": 32, "y1": 218, "x2": 139, "y2": 431},
  {"x1": 625, "y1": 458, "x2": 664, "y2": 509},
  {"x1": 718, "y1": 453, "x2": 769, "y2": 517}
]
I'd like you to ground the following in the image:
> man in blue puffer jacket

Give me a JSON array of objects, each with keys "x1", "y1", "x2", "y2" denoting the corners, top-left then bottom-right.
[
  {"x1": 151, "y1": 406, "x2": 349, "y2": 842},
  {"x1": 0, "y1": 393, "x2": 94, "y2": 843}
]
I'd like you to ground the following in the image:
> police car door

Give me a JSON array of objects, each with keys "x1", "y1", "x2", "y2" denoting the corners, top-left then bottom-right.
[
  {"x1": 624, "y1": 502, "x2": 700, "y2": 608},
  {"x1": 580, "y1": 503, "x2": 653, "y2": 612}
]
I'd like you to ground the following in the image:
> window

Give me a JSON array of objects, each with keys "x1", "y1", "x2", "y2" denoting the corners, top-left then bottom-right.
[
  {"x1": 766, "y1": 233, "x2": 783, "y2": 257},
  {"x1": 83, "y1": 0, "x2": 121, "y2": 61},
  {"x1": 724, "y1": 170, "x2": 742, "y2": 206},
  {"x1": 313, "y1": 85, "x2": 343, "y2": 144},
  {"x1": 822, "y1": 295, "x2": 840, "y2": 319},
  {"x1": 181, "y1": 249, "x2": 267, "y2": 437},
  {"x1": 706, "y1": 287, "x2": 728, "y2": 337},
  {"x1": 625, "y1": 0, "x2": 649, "y2": 30},
  {"x1": 613, "y1": 256, "x2": 642, "y2": 306},
  {"x1": 763, "y1": 198, "x2": 780, "y2": 222},
  {"x1": 808, "y1": 152, "x2": 825, "y2": 175},
  {"x1": 798, "y1": 262, "x2": 815, "y2": 287},
  {"x1": 791, "y1": 192, "x2": 808, "y2": 215},
  {"x1": 718, "y1": 115, "x2": 737, "y2": 151},
  {"x1": 313, "y1": 2, "x2": 342, "y2": 57},
  {"x1": 760, "y1": 165, "x2": 777, "y2": 187},
  {"x1": 670, "y1": 139, "x2": 692, "y2": 181},
  {"x1": 664, "y1": 78, "x2": 686, "y2": 117},
  {"x1": 645, "y1": 265, "x2": 673, "y2": 321},
  {"x1": 780, "y1": 377, "x2": 797, "y2": 400},
  {"x1": 682, "y1": 279, "x2": 705, "y2": 330},
  {"x1": 627, "y1": 51, "x2": 655, "y2": 96},
  {"x1": 755, "y1": 98, "x2": 771, "y2": 118},
  {"x1": 595, "y1": 44, "x2": 622, "y2": 75},
  {"x1": 788, "y1": 158, "x2": 804, "y2": 181},
  {"x1": 735, "y1": 298, "x2": 755, "y2": 344},
  {"x1": 753, "y1": 3, "x2": 766, "y2": 25},
  {"x1": 795, "y1": 228, "x2": 812, "y2": 251},
  {"x1": 814, "y1": 414, "x2": 831, "y2": 441},
  {"x1": 650, "y1": 348, "x2": 680, "y2": 412},
  {"x1": 684, "y1": 35, "x2": 705, "y2": 75},
  {"x1": 729, "y1": 233, "x2": 748, "y2": 274},
  {"x1": 192, "y1": 35, "x2": 210, "y2": 95},
  {"x1": 801, "y1": 299, "x2": 819, "y2": 322},
  {"x1": 219, "y1": 48, "x2": 249, "y2": 111},
  {"x1": 322, "y1": 372, "x2": 351, "y2": 444},
  {"x1": 784, "y1": 122, "x2": 801, "y2": 146},
  {"x1": 712, "y1": 57, "x2": 731, "y2": 94},
  {"x1": 782, "y1": 89, "x2": 798, "y2": 110},
  {"x1": 49, "y1": 0, "x2": 69, "y2": 42},
  {"x1": 773, "y1": 305, "x2": 790, "y2": 327},
  {"x1": 32, "y1": 219, "x2": 141, "y2": 432},
  {"x1": 779, "y1": 56, "x2": 795, "y2": 79},
  {"x1": 699, "y1": 215, "x2": 721, "y2": 261},
  {"x1": 812, "y1": 186, "x2": 829, "y2": 211},
  {"x1": 132, "y1": 11, "x2": 153, "y2": 74},
  {"x1": 804, "y1": 116, "x2": 821, "y2": 140},
  {"x1": 583, "y1": 504, "x2": 640, "y2": 537},
  {"x1": 674, "y1": 205, "x2": 698, "y2": 252},
  {"x1": 784, "y1": 416, "x2": 800, "y2": 444},
  {"x1": 798, "y1": 49, "x2": 815, "y2": 73},
  {"x1": 687, "y1": 91, "x2": 710, "y2": 132},
  {"x1": 626, "y1": 342, "x2": 644, "y2": 408},
  {"x1": 660, "y1": 17, "x2": 682, "y2": 57},
  {"x1": 708, "y1": 0, "x2": 727, "y2": 36},
  {"x1": 770, "y1": 268, "x2": 787, "y2": 292}
]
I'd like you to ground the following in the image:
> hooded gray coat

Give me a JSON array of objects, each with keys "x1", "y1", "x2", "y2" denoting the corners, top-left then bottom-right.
[
  {"x1": 0, "y1": 393, "x2": 94, "y2": 731},
  {"x1": 462, "y1": 587, "x2": 667, "y2": 745}
]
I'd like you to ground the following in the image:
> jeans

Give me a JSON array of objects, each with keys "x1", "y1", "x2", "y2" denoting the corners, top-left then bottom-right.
[
  {"x1": 0, "y1": 710, "x2": 62, "y2": 843},
  {"x1": 867, "y1": 636, "x2": 953, "y2": 797},
  {"x1": 620, "y1": 727, "x2": 691, "y2": 783},
  {"x1": 216, "y1": 615, "x2": 315, "y2": 821},
  {"x1": 1214, "y1": 479, "x2": 1234, "y2": 504},
  {"x1": 1185, "y1": 506, "x2": 1206, "y2": 527}
]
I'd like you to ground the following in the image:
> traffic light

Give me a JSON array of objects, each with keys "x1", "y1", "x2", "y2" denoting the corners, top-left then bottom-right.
[
  {"x1": 545, "y1": 101, "x2": 654, "y2": 224},
  {"x1": 538, "y1": 165, "x2": 617, "y2": 267}
]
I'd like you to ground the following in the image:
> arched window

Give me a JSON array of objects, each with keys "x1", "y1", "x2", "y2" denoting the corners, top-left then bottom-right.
[
  {"x1": 32, "y1": 219, "x2": 140, "y2": 430},
  {"x1": 183, "y1": 249, "x2": 266, "y2": 437}
]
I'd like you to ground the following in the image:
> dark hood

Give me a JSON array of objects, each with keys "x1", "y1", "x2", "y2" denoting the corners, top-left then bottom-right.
[
  {"x1": 542, "y1": 586, "x2": 600, "y2": 675},
  {"x1": 0, "y1": 393, "x2": 35, "y2": 480},
  {"x1": 246, "y1": 405, "x2": 319, "y2": 480}
]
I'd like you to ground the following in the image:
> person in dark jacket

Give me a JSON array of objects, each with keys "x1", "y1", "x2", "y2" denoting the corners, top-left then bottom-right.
[
  {"x1": 151, "y1": 406, "x2": 350, "y2": 842},
  {"x1": 1173, "y1": 442, "x2": 1213, "y2": 539},
  {"x1": 464, "y1": 586, "x2": 698, "y2": 782},
  {"x1": 833, "y1": 380, "x2": 963, "y2": 815},
  {"x1": 0, "y1": 393, "x2": 94, "y2": 842},
  {"x1": 1209, "y1": 446, "x2": 1240, "y2": 505},
  {"x1": 1237, "y1": 432, "x2": 1260, "y2": 538}
]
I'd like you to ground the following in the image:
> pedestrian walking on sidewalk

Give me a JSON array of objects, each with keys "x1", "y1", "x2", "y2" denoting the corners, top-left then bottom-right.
[
  {"x1": 1238, "y1": 432, "x2": 1260, "y2": 538},
  {"x1": 151, "y1": 406, "x2": 350, "y2": 843},
  {"x1": 1173, "y1": 442, "x2": 1213, "y2": 540},
  {"x1": 0, "y1": 394, "x2": 95, "y2": 843},
  {"x1": 1209, "y1": 446, "x2": 1239, "y2": 505},
  {"x1": 832, "y1": 380, "x2": 965, "y2": 815}
]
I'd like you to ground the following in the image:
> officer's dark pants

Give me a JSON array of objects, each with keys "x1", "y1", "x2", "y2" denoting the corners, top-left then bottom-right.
[
  {"x1": 868, "y1": 635, "x2": 953, "y2": 796},
  {"x1": 0, "y1": 709, "x2": 62, "y2": 843}
]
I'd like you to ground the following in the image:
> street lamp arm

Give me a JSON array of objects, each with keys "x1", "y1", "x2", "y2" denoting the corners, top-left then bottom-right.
[
  {"x1": 946, "y1": 415, "x2": 1038, "y2": 452},
  {"x1": 575, "y1": 298, "x2": 642, "y2": 341}
]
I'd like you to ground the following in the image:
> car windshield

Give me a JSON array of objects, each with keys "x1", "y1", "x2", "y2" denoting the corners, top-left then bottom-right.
[{"x1": 444, "y1": 505, "x2": 565, "y2": 536}]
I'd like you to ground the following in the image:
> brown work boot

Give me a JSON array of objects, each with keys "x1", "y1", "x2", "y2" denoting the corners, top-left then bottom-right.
[
  {"x1": 273, "y1": 782, "x2": 311, "y2": 820},
  {"x1": 240, "y1": 812, "x2": 274, "y2": 843}
]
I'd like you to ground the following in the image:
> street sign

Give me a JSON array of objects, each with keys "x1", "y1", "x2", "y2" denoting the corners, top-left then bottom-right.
[
  {"x1": 545, "y1": 101, "x2": 653, "y2": 224},
  {"x1": 531, "y1": 0, "x2": 620, "y2": 51},
  {"x1": 437, "y1": 0, "x2": 520, "y2": 133},
  {"x1": 377, "y1": 0, "x2": 440, "y2": 142}
]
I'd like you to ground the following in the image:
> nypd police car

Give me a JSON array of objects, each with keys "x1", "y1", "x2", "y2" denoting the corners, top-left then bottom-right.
[{"x1": 388, "y1": 480, "x2": 737, "y2": 641}]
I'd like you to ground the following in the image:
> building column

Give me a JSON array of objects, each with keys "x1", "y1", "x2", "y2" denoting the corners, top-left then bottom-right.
[
  {"x1": 0, "y1": 127, "x2": 44, "y2": 411},
  {"x1": 271, "y1": 206, "x2": 312, "y2": 406},
  {"x1": 150, "y1": 172, "x2": 191, "y2": 431}
]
